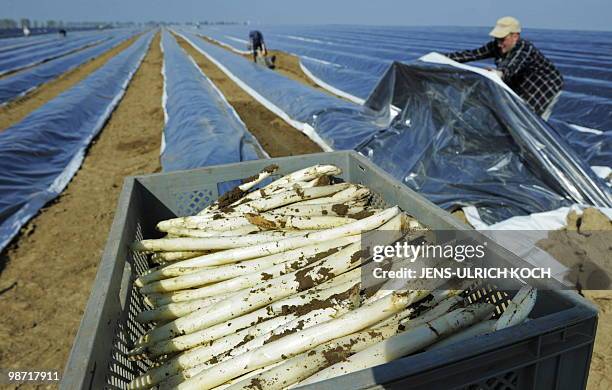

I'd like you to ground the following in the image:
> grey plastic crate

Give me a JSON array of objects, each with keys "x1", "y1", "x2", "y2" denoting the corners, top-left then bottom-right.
[{"x1": 61, "y1": 151, "x2": 598, "y2": 390}]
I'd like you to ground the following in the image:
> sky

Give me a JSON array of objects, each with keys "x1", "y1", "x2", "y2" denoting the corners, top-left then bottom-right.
[{"x1": 1, "y1": 0, "x2": 611, "y2": 31}]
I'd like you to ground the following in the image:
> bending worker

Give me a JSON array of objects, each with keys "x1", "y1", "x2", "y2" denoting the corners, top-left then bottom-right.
[
  {"x1": 248, "y1": 30, "x2": 267, "y2": 63},
  {"x1": 446, "y1": 16, "x2": 563, "y2": 119}
]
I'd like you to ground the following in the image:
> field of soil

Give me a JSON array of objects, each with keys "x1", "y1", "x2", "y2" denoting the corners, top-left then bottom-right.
[
  {"x1": 0, "y1": 32, "x2": 165, "y2": 389},
  {"x1": 0, "y1": 36, "x2": 140, "y2": 132},
  {"x1": 0, "y1": 30, "x2": 609, "y2": 389}
]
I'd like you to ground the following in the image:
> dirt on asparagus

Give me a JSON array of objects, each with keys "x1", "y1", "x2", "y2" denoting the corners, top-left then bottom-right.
[
  {"x1": 0, "y1": 34, "x2": 141, "y2": 132},
  {"x1": 175, "y1": 33, "x2": 323, "y2": 157},
  {"x1": 0, "y1": 31, "x2": 164, "y2": 388}
]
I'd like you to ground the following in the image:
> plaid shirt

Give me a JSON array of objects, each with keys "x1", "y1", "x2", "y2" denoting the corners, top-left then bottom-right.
[{"x1": 447, "y1": 39, "x2": 564, "y2": 115}]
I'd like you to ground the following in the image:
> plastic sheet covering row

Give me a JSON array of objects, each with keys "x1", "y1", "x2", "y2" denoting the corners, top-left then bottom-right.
[
  {"x1": 0, "y1": 33, "x2": 92, "y2": 61},
  {"x1": 0, "y1": 30, "x2": 139, "y2": 105},
  {"x1": 197, "y1": 25, "x2": 612, "y2": 133},
  {"x1": 179, "y1": 28, "x2": 610, "y2": 223},
  {"x1": 0, "y1": 30, "x2": 127, "y2": 65},
  {"x1": 0, "y1": 32, "x2": 113, "y2": 76},
  {"x1": 356, "y1": 60, "x2": 611, "y2": 224},
  {"x1": 160, "y1": 30, "x2": 266, "y2": 172},
  {"x1": 0, "y1": 30, "x2": 155, "y2": 253},
  {"x1": 198, "y1": 25, "x2": 611, "y2": 177},
  {"x1": 176, "y1": 29, "x2": 390, "y2": 151},
  {"x1": 0, "y1": 35, "x2": 58, "y2": 54}
]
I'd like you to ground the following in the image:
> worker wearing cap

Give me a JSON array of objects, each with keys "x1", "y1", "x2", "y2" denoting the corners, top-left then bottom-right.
[{"x1": 446, "y1": 17, "x2": 563, "y2": 119}]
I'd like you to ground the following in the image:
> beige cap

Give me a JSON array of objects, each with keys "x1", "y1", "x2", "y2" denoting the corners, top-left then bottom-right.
[{"x1": 489, "y1": 16, "x2": 521, "y2": 38}]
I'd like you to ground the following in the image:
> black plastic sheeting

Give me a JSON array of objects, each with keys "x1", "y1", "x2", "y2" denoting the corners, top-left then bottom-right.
[
  {"x1": 0, "y1": 32, "x2": 112, "y2": 76},
  {"x1": 160, "y1": 30, "x2": 266, "y2": 172},
  {"x1": 357, "y1": 61, "x2": 611, "y2": 223},
  {"x1": 177, "y1": 30, "x2": 389, "y2": 151},
  {"x1": 0, "y1": 30, "x2": 139, "y2": 105},
  {"x1": 0, "y1": 31, "x2": 155, "y2": 253}
]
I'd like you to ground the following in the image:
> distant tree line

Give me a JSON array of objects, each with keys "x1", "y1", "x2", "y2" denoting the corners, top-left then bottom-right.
[
  {"x1": 0, "y1": 18, "x2": 139, "y2": 30},
  {"x1": 0, "y1": 18, "x2": 249, "y2": 30}
]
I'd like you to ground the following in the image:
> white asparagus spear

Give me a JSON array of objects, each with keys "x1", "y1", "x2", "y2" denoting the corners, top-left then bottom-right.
[
  {"x1": 212, "y1": 362, "x2": 284, "y2": 390},
  {"x1": 261, "y1": 165, "x2": 341, "y2": 193},
  {"x1": 174, "y1": 289, "x2": 431, "y2": 390},
  {"x1": 162, "y1": 301, "x2": 355, "y2": 388},
  {"x1": 195, "y1": 164, "x2": 339, "y2": 217},
  {"x1": 128, "y1": 314, "x2": 296, "y2": 389},
  {"x1": 157, "y1": 213, "x2": 284, "y2": 233},
  {"x1": 227, "y1": 323, "x2": 401, "y2": 390},
  {"x1": 200, "y1": 176, "x2": 335, "y2": 218},
  {"x1": 138, "y1": 244, "x2": 357, "y2": 321},
  {"x1": 153, "y1": 206, "x2": 400, "y2": 273},
  {"x1": 141, "y1": 238, "x2": 348, "y2": 297},
  {"x1": 137, "y1": 242, "x2": 366, "y2": 345},
  {"x1": 427, "y1": 320, "x2": 496, "y2": 350},
  {"x1": 398, "y1": 295, "x2": 465, "y2": 330},
  {"x1": 139, "y1": 211, "x2": 402, "y2": 293},
  {"x1": 214, "y1": 165, "x2": 340, "y2": 212},
  {"x1": 132, "y1": 272, "x2": 361, "y2": 357},
  {"x1": 232, "y1": 184, "x2": 350, "y2": 214},
  {"x1": 285, "y1": 215, "x2": 356, "y2": 230},
  {"x1": 298, "y1": 303, "x2": 495, "y2": 386},
  {"x1": 494, "y1": 285, "x2": 537, "y2": 330},
  {"x1": 237, "y1": 295, "x2": 464, "y2": 390},
  {"x1": 146, "y1": 236, "x2": 362, "y2": 304},
  {"x1": 197, "y1": 165, "x2": 280, "y2": 215},
  {"x1": 298, "y1": 186, "x2": 370, "y2": 206},
  {"x1": 132, "y1": 230, "x2": 308, "y2": 252},
  {"x1": 268, "y1": 203, "x2": 366, "y2": 217},
  {"x1": 374, "y1": 293, "x2": 463, "y2": 330},
  {"x1": 228, "y1": 288, "x2": 359, "y2": 359},
  {"x1": 162, "y1": 226, "x2": 263, "y2": 238},
  {"x1": 151, "y1": 251, "x2": 207, "y2": 263},
  {"x1": 136, "y1": 293, "x2": 234, "y2": 323}
]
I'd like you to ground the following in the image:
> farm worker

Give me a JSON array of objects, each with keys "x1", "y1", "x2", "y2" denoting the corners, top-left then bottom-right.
[
  {"x1": 248, "y1": 30, "x2": 267, "y2": 63},
  {"x1": 59, "y1": 29, "x2": 67, "y2": 38},
  {"x1": 446, "y1": 16, "x2": 563, "y2": 120},
  {"x1": 22, "y1": 26, "x2": 31, "y2": 37}
]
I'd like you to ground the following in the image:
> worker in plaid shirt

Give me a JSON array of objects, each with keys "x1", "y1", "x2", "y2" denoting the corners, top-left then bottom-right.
[{"x1": 446, "y1": 17, "x2": 563, "y2": 119}]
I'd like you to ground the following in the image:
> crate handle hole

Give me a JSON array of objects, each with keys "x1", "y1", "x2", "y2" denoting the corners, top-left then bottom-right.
[{"x1": 358, "y1": 164, "x2": 366, "y2": 172}]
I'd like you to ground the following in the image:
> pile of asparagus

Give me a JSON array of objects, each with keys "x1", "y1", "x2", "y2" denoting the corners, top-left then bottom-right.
[{"x1": 127, "y1": 164, "x2": 536, "y2": 390}]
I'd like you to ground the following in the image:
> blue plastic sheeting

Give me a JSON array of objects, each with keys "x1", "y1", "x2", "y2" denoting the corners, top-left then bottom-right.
[
  {"x1": 0, "y1": 31, "x2": 155, "y2": 253},
  {"x1": 177, "y1": 30, "x2": 389, "y2": 151},
  {"x1": 197, "y1": 25, "x2": 612, "y2": 133},
  {"x1": 357, "y1": 61, "x2": 611, "y2": 223},
  {"x1": 160, "y1": 30, "x2": 266, "y2": 173},
  {"x1": 0, "y1": 36, "x2": 58, "y2": 54},
  {"x1": 548, "y1": 119, "x2": 612, "y2": 167},
  {"x1": 0, "y1": 32, "x2": 99, "y2": 61},
  {"x1": 0, "y1": 33, "x2": 58, "y2": 49},
  {"x1": 0, "y1": 32, "x2": 113, "y2": 76},
  {"x1": 182, "y1": 28, "x2": 610, "y2": 223},
  {"x1": 0, "y1": 31, "x2": 139, "y2": 105},
  {"x1": 0, "y1": 27, "x2": 100, "y2": 40}
]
